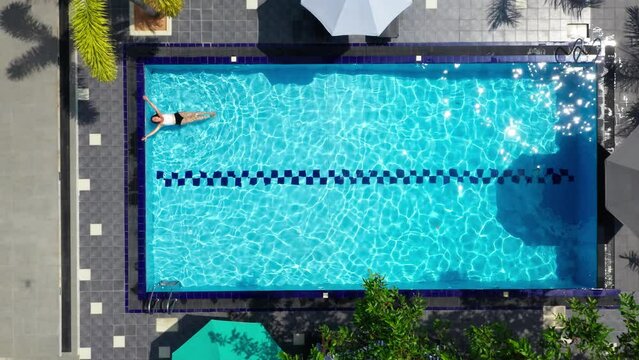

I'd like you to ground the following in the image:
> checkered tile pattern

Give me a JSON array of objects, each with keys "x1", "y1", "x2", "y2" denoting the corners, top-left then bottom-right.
[{"x1": 156, "y1": 168, "x2": 575, "y2": 187}]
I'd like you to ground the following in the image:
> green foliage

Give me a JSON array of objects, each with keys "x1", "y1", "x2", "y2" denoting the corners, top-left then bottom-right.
[
  {"x1": 538, "y1": 327, "x2": 571, "y2": 360},
  {"x1": 561, "y1": 298, "x2": 616, "y2": 359},
  {"x1": 508, "y1": 337, "x2": 542, "y2": 360},
  {"x1": 350, "y1": 273, "x2": 425, "y2": 358},
  {"x1": 69, "y1": 0, "x2": 183, "y2": 82},
  {"x1": 70, "y1": 0, "x2": 117, "y2": 82},
  {"x1": 312, "y1": 273, "x2": 433, "y2": 359},
  {"x1": 618, "y1": 293, "x2": 639, "y2": 358},
  {"x1": 467, "y1": 323, "x2": 517, "y2": 359},
  {"x1": 277, "y1": 352, "x2": 302, "y2": 360},
  {"x1": 424, "y1": 319, "x2": 460, "y2": 360},
  {"x1": 279, "y1": 274, "x2": 639, "y2": 360},
  {"x1": 145, "y1": 0, "x2": 184, "y2": 18}
]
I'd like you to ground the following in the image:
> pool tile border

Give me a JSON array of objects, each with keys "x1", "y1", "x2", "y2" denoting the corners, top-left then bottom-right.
[{"x1": 125, "y1": 43, "x2": 614, "y2": 313}]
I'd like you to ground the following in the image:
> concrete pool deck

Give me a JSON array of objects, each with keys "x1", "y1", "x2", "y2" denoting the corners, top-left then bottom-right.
[
  {"x1": 0, "y1": 0, "x2": 77, "y2": 358},
  {"x1": 0, "y1": 0, "x2": 638, "y2": 358}
]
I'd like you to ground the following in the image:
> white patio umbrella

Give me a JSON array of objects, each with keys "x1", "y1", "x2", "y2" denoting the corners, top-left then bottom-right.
[{"x1": 301, "y1": 0, "x2": 412, "y2": 36}]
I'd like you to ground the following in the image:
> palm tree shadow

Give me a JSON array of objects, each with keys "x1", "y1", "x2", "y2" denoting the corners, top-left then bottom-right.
[
  {"x1": 207, "y1": 329, "x2": 281, "y2": 360},
  {"x1": 619, "y1": 251, "x2": 639, "y2": 273},
  {"x1": 0, "y1": 1, "x2": 58, "y2": 81}
]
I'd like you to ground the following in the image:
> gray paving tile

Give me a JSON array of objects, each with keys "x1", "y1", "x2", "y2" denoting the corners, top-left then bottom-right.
[{"x1": 73, "y1": 1, "x2": 639, "y2": 359}]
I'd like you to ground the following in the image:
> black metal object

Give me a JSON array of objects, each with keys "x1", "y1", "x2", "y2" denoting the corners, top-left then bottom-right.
[
  {"x1": 144, "y1": 281, "x2": 182, "y2": 314},
  {"x1": 554, "y1": 37, "x2": 602, "y2": 62}
]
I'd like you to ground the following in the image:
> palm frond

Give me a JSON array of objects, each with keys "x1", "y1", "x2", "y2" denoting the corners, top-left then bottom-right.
[
  {"x1": 144, "y1": 0, "x2": 184, "y2": 18},
  {"x1": 618, "y1": 102, "x2": 639, "y2": 138},
  {"x1": 620, "y1": 251, "x2": 639, "y2": 272},
  {"x1": 7, "y1": 40, "x2": 57, "y2": 81},
  {"x1": 70, "y1": 0, "x2": 117, "y2": 82},
  {"x1": 546, "y1": 0, "x2": 604, "y2": 18},
  {"x1": 625, "y1": 6, "x2": 639, "y2": 49},
  {"x1": 614, "y1": 54, "x2": 639, "y2": 91},
  {"x1": 487, "y1": 0, "x2": 521, "y2": 30}
]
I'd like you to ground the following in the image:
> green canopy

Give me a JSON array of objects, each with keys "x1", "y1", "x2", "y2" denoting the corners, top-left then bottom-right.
[{"x1": 172, "y1": 319, "x2": 282, "y2": 360}]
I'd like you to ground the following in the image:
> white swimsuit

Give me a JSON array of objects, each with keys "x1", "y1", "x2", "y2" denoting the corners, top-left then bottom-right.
[{"x1": 162, "y1": 113, "x2": 176, "y2": 126}]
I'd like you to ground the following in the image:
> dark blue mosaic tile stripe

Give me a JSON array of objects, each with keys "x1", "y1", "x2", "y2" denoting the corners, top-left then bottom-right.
[
  {"x1": 133, "y1": 287, "x2": 621, "y2": 307},
  {"x1": 155, "y1": 168, "x2": 575, "y2": 188},
  {"x1": 136, "y1": 59, "x2": 148, "y2": 300},
  {"x1": 126, "y1": 42, "x2": 570, "y2": 49},
  {"x1": 140, "y1": 55, "x2": 553, "y2": 66},
  {"x1": 128, "y1": 42, "x2": 572, "y2": 66},
  {"x1": 127, "y1": 302, "x2": 621, "y2": 315},
  {"x1": 123, "y1": 46, "x2": 130, "y2": 309}
]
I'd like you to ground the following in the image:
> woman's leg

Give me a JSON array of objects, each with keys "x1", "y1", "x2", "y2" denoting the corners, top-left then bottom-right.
[{"x1": 178, "y1": 111, "x2": 216, "y2": 125}]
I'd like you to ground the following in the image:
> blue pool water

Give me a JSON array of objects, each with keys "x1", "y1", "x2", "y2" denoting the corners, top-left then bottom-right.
[{"x1": 143, "y1": 63, "x2": 598, "y2": 292}]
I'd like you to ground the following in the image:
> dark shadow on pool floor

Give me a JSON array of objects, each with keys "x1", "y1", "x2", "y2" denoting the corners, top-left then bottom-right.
[
  {"x1": 495, "y1": 130, "x2": 597, "y2": 288},
  {"x1": 597, "y1": 144, "x2": 623, "y2": 245},
  {"x1": 493, "y1": 65, "x2": 602, "y2": 288}
]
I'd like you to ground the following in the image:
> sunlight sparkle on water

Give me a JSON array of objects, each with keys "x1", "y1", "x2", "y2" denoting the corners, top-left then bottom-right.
[{"x1": 505, "y1": 118, "x2": 519, "y2": 138}]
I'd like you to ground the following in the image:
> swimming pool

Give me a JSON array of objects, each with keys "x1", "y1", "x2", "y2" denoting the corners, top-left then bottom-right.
[{"x1": 142, "y1": 62, "x2": 597, "y2": 292}]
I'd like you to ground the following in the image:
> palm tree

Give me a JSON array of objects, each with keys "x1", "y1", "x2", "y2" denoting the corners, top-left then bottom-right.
[
  {"x1": 546, "y1": 0, "x2": 604, "y2": 17},
  {"x1": 625, "y1": 5, "x2": 639, "y2": 50},
  {"x1": 70, "y1": 0, "x2": 183, "y2": 82},
  {"x1": 487, "y1": 0, "x2": 521, "y2": 30},
  {"x1": 618, "y1": 6, "x2": 639, "y2": 136},
  {"x1": 487, "y1": 0, "x2": 604, "y2": 30}
]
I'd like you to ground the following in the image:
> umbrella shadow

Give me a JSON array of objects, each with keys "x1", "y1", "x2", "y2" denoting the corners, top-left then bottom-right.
[
  {"x1": 494, "y1": 69, "x2": 599, "y2": 287},
  {"x1": 257, "y1": 0, "x2": 349, "y2": 64},
  {"x1": 228, "y1": 297, "x2": 355, "y2": 357},
  {"x1": 207, "y1": 328, "x2": 281, "y2": 360},
  {"x1": 597, "y1": 144, "x2": 623, "y2": 245},
  {"x1": 148, "y1": 315, "x2": 216, "y2": 360},
  {"x1": 0, "y1": 1, "x2": 57, "y2": 81},
  {"x1": 257, "y1": 0, "x2": 348, "y2": 44},
  {"x1": 147, "y1": 314, "x2": 294, "y2": 359},
  {"x1": 494, "y1": 131, "x2": 596, "y2": 286}
]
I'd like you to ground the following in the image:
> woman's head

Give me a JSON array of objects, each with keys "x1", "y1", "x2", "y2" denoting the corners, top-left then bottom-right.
[{"x1": 151, "y1": 115, "x2": 162, "y2": 123}]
